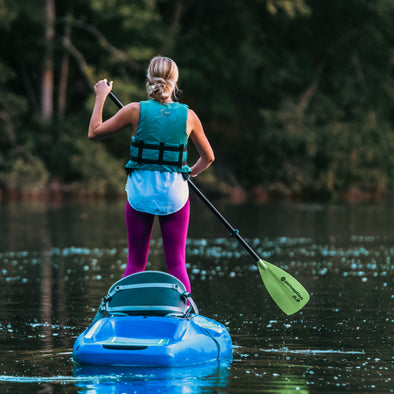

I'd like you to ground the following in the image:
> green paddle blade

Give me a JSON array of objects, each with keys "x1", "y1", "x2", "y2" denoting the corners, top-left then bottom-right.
[{"x1": 257, "y1": 259, "x2": 310, "y2": 315}]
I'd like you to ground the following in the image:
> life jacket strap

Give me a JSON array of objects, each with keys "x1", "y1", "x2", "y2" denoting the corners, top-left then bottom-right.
[{"x1": 130, "y1": 140, "x2": 187, "y2": 167}]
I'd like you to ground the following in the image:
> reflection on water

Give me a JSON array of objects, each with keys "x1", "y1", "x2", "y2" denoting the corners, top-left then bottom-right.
[
  {"x1": 0, "y1": 199, "x2": 393, "y2": 393},
  {"x1": 0, "y1": 361, "x2": 232, "y2": 393}
]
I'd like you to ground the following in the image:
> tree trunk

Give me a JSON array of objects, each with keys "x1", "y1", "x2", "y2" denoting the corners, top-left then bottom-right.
[
  {"x1": 58, "y1": 12, "x2": 72, "y2": 119},
  {"x1": 41, "y1": 0, "x2": 55, "y2": 121},
  {"x1": 161, "y1": 0, "x2": 183, "y2": 54}
]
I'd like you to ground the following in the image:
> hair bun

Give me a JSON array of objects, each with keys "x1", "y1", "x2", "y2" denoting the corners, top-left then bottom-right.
[
  {"x1": 148, "y1": 77, "x2": 172, "y2": 101},
  {"x1": 146, "y1": 56, "x2": 179, "y2": 102}
]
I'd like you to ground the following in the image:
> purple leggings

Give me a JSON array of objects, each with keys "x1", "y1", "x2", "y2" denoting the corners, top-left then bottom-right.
[{"x1": 124, "y1": 199, "x2": 191, "y2": 292}]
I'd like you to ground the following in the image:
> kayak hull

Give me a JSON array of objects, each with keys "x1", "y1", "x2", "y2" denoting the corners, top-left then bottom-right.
[{"x1": 73, "y1": 314, "x2": 232, "y2": 367}]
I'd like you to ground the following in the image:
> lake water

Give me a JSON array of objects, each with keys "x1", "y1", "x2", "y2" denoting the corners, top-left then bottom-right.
[{"x1": 0, "y1": 197, "x2": 392, "y2": 393}]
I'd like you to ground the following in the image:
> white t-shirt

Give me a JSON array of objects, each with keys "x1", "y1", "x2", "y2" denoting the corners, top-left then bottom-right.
[{"x1": 125, "y1": 170, "x2": 189, "y2": 215}]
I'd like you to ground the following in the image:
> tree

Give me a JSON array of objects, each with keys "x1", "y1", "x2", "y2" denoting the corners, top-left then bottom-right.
[
  {"x1": 1, "y1": 0, "x2": 394, "y2": 199},
  {"x1": 41, "y1": 0, "x2": 55, "y2": 121}
]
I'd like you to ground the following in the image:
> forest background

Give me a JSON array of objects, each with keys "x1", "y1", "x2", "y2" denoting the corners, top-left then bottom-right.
[{"x1": 1, "y1": 0, "x2": 394, "y2": 201}]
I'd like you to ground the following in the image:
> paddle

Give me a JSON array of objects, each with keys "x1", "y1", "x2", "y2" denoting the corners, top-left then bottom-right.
[{"x1": 105, "y1": 89, "x2": 310, "y2": 315}]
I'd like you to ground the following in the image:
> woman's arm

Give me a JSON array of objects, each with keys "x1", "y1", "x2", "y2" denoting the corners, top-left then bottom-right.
[
  {"x1": 187, "y1": 109, "x2": 215, "y2": 177},
  {"x1": 88, "y1": 79, "x2": 139, "y2": 141}
]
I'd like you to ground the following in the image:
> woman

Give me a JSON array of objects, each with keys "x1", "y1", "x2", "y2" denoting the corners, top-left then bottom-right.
[{"x1": 88, "y1": 56, "x2": 214, "y2": 292}]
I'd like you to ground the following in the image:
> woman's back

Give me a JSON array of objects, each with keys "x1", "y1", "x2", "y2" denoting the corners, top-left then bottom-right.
[{"x1": 136, "y1": 99, "x2": 188, "y2": 145}]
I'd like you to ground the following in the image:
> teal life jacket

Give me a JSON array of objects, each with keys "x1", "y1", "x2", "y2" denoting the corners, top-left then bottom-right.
[{"x1": 125, "y1": 100, "x2": 192, "y2": 174}]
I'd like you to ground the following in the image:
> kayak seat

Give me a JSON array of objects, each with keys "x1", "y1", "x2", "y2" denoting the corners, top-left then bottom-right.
[{"x1": 98, "y1": 271, "x2": 196, "y2": 317}]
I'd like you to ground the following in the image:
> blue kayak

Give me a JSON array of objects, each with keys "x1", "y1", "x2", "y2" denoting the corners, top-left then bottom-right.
[{"x1": 72, "y1": 271, "x2": 232, "y2": 367}]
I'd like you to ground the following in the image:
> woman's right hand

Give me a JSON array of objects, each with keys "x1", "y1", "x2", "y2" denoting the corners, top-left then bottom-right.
[{"x1": 94, "y1": 79, "x2": 113, "y2": 98}]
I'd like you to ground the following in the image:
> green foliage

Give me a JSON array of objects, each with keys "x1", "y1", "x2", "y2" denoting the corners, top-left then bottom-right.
[
  {"x1": 0, "y1": 0, "x2": 17, "y2": 30},
  {"x1": 66, "y1": 138, "x2": 126, "y2": 195},
  {"x1": 1, "y1": 0, "x2": 394, "y2": 200},
  {"x1": 0, "y1": 152, "x2": 50, "y2": 193},
  {"x1": 266, "y1": 0, "x2": 311, "y2": 18}
]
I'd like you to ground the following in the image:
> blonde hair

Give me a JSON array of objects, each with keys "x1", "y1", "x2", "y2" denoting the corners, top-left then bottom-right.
[{"x1": 146, "y1": 56, "x2": 179, "y2": 103}]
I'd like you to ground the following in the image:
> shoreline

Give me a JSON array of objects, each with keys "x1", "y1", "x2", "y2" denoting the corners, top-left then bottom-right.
[{"x1": 1, "y1": 183, "x2": 392, "y2": 204}]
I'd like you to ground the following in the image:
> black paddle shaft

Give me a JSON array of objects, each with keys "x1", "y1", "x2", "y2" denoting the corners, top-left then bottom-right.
[
  {"x1": 187, "y1": 179, "x2": 261, "y2": 262},
  {"x1": 108, "y1": 91, "x2": 123, "y2": 109},
  {"x1": 106, "y1": 89, "x2": 261, "y2": 263}
]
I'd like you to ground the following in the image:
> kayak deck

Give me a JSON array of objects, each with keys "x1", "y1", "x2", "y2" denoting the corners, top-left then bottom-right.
[{"x1": 73, "y1": 314, "x2": 232, "y2": 366}]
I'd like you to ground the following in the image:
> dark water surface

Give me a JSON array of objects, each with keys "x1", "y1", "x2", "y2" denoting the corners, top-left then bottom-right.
[{"x1": 0, "y1": 198, "x2": 392, "y2": 393}]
